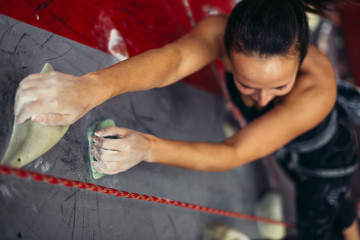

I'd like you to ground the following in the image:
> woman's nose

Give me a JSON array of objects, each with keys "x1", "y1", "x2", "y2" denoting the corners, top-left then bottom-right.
[{"x1": 257, "y1": 89, "x2": 273, "y2": 107}]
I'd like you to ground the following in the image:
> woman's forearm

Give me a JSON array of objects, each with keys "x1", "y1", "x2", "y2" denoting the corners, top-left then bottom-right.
[
  {"x1": 91, "y1": 127, "x2": 243, "y2": 174},
  {"x1": 149, "y1": 136, "x2": 243, "y2": 172},
  {"x1": 83, "y1": 45, "x2": 182, "y2": 100}
]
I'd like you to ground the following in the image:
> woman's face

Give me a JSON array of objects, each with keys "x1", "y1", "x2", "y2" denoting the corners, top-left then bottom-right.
[{"x1": 230, "y1": 52, "x2": 299, "y2": 107}]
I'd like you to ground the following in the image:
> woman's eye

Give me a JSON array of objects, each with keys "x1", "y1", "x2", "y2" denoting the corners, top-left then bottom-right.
[
  {"x1": 275, "y1": 86, "x2": 286, "y2": 90},
  {"x1": 238, "y1": 83, "x2": 253, "y2": 89}
]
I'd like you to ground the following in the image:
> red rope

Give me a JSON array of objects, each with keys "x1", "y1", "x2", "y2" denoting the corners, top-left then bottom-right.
[{"x1": 0, "y1": 164, "x2": 295, "y2": 228}]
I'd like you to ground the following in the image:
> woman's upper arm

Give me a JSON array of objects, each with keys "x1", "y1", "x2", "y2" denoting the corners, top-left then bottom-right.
[
  {"x1": 224, "y1": 45, "x2": 337, "y2": 166},
  {"x1": 158, "y1": 15, "x2": 228, "y2": 87}
]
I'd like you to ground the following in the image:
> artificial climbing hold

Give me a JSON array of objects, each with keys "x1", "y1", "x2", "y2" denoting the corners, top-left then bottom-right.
[
  {"x1": 255, "y1": 191, "x2": 286, "y2": 240},
  {"x1": 1, "y1": 63, "x2": 69, "y2": 168}
]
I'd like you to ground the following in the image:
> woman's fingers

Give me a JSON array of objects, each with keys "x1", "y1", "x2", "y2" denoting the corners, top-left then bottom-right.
[
  {"x1": 91, "y1": 148, "x2": 131, "y2": 174},
  {"x1": 15, "y1": 73, "x2": 54, "y2": 118},
  {"x1": 14, "y1": 71, "x2": 98, "y2": 126},
  {"x1": 92, "y1": 127, "x2": 132, "y2": 150},
  {"x1": 15, "y1": 97, "x2": 75, "y2": 126},
  {"x1": 32, "y1": 113, "x2": 74, "y2": 126},
  {"x1": 91, "y1": 144, "x2": 124, "y2": 161},
  {"x1": 93, "y1": 162, "x2": 124, "y2": 175},
  {"x1": 95, "y1": 126, "x2": 129, "y2": 137},
  {"x1": 90, "y1": 127, "x2": 153, "y2": 174},
  {"x1": 92, "y1": 136, "x2": 125, "y2": 152}
]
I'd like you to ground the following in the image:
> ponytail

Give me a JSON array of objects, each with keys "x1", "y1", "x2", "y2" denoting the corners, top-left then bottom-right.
[
  {"x1": 224, "y1": 0, "x2": 355, "y2": 64},
  {"x1": 224, "y1": 0, "x2": 309, "y2": 63}
]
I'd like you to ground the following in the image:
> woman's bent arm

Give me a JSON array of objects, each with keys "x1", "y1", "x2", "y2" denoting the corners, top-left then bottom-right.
[{"x1": 93, "y1": 45, "x2": 338, "y2": 174}]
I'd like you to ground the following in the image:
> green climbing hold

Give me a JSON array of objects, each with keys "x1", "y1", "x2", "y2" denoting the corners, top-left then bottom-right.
[{"x1": 87, "y1": 119, "x2": 116, "y2": 179}]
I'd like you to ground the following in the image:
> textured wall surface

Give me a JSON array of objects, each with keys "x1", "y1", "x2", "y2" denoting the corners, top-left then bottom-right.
[{"x1": 0, "y1": 14, "x2": 285, "y2": 239}]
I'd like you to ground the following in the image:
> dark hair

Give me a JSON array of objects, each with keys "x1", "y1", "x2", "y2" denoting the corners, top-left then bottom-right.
[{"x1": 224, "y1": 0, "x2": 341, "y2": 64}]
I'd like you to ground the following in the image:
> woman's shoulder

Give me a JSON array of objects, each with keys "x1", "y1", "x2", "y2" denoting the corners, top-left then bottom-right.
[
  {"x1": 287, "y1": 45, "x2": 337, "y2": 107},
  {"x1": 193, "y1": 15, "x2": 230, "y2": 63},
  {"x1": 197, "y1": 15, "x2": 233, "y2": 71},
  {"x1": 191, "y1": 14, "x2": 228, "y2": 40},
  {"x1": 276, "y1": 44, "x2": 337, "y2": 131},
  {"x1": 199, "y1": 14, "x2": 228, "y2": 27}
]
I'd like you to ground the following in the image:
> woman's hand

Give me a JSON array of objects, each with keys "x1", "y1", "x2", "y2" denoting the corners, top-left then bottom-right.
[
  {"x1": 14, "y1": 71, "x2": 108, "y2": 126},
  {"x1": 91, "y1": 126, "x2": 154, "y2": 174}
]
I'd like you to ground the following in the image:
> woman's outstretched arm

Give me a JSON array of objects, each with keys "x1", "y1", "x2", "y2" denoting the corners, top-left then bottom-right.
[{"x1": 14, "y1": 15, "x2": 228, "y2": 126}]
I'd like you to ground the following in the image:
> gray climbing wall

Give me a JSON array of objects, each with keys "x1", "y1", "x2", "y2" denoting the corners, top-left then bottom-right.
[{"x1": 0, "y1": 15, "x2": 290, "y2": 240}]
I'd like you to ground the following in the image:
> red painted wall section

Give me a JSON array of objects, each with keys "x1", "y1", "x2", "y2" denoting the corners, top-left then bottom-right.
[
  {"x1": 340, "y1": 5, "x2": 360, "y2": 87},
  {"x1": 0, "y1": 0, "x2": 236, "y2": 95}
]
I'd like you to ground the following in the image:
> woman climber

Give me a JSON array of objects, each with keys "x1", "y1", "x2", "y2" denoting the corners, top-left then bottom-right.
[{"x1": 14, "y1": 0, "x2": 359, "y2": 239}]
